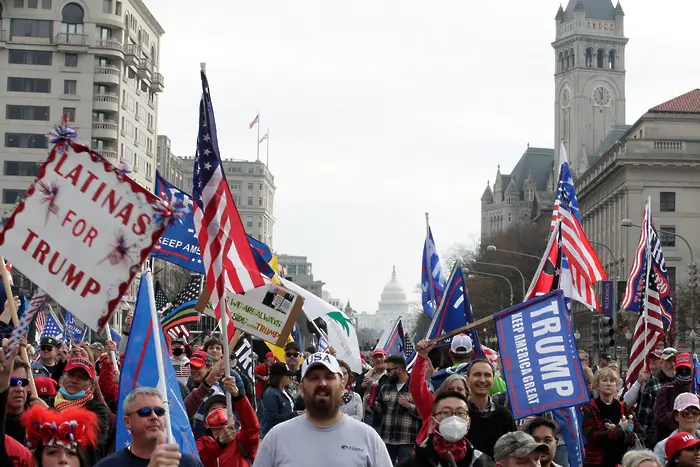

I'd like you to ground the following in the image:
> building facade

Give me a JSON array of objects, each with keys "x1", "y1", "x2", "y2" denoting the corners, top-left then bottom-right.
[
  {"x1": 181, "y1": 158, "x2": 276, "y2": 246},
  {"x1": 278, "y1": 254, "x2": 324, "y2": 298},
  {"x1": 0, "y1": 0, "x2": 165, "y2": 218},
  {"x1": 156, "y1": 134, "x2": 183, "y2": 188}
]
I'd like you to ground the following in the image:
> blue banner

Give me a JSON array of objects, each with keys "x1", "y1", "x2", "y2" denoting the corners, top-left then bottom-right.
[
  {"x1": 383, "y1": 320, "x2": 405, "y2": 357},
  {"x1": 553, "y1": 405, "x2": 586, "y2": 467},
  {"x1": 600, "y1": 280, "x2": 614, "y2": 318},
  {"x1": 693, "y1": 355, "x2": 700, "y2": 395},
  {"x1": 64, "y1": 312, "x2": 87, "y2": 344},
  {"x1": 152, "y1": 171, "x2": 205, "y2": 273},
  {"x1": 495, "y1": 290, "x2": 588, "y2": 419},
  {"x1": 116, "y1": 276, "x2": 198, "y2": 458},
  {"x1": 421, "y1": 225, "x2": 446, "y2": 318}
]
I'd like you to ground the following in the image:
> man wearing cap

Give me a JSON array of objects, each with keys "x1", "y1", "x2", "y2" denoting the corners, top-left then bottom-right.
[
  {"x1": 360, "y1": 348, "x2": 388, "y2": 427},
  {"x1": 450, "y1": 334, "x2": 475, "y2": 368},
  {"x1": 654, "y1": 352, "x2": 695, "y2": 443},
  {"x1": 638, "y1": 347, "x2": 678, "y2": 444},
  {"x1": 184, "y1": 350, "x2": 225, "y2": 418},
  {"x1": 31, "y1": 336, "x2": 62, "y2": 381},
  {"x1": 623, "y1": 349, "x2": 661, "y2": 407},
  {"x1": 170, "y1": 337, "x2": 191, "y2": 386},
  {"x1": 261, "y1": 362, "x2": 299, "y2": 438},
  {"x1": 653, "y1": 393, "x2": 700, "y2": 463},
  {"x1": 253, "y1": 352, "x2": 392, "y2": 467},
  {"x1": 493, "y1": 431, "x2": 549, "y2": 467}
]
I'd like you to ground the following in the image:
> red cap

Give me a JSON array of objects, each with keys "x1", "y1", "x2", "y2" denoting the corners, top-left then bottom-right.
[
  {"x1": 666, "y1": 432, "x2": 700, "y2": 459},
  {"x1": 265, "y1": 352, "x2": 274, "y2": 359},
  {"x1": 371, "y1": 348, "x2": 386, "y2": 357},
  {"x1": 676, "y1": 352, "x2": 692, "y2": 369},
  {"x1": 189, "y1": 350, "x2": 210, "y2": 369},
  {"x1": 64, "y1": 357, "x2": 95, "y2": 380},
  {"x1": 34, "y1": 377, "x2": 58, "y2": 396}
]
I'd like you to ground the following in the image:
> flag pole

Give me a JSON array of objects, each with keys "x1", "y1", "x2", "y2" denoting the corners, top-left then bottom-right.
[
  {"x1": 642, "y1": 197, "x2": 652, "y2": 370},
  {"x1": 145, "y1": 270, "x2": 174, "y2": 443},
  {"x1": 424, "y1": 212, "x2": 437, "y2": 310},
  {"x1": 265, "y1": 128, "x2": 270, "y2": 168},
  {"x1": 219, "y1": 302, "x2": 234, "y2": 419},
  {"x1": 103, "y1": 323, "x2": 119, "y2": 377},
  {"x1": 256, "y1": 111, "x2": 261, "y2": 161}
]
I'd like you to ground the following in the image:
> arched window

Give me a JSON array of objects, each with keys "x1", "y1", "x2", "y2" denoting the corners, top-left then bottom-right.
[
  {"x1": 150, "y1": 44, "x2": 156, "y2": 62},
  {"x1": 558, "y1": 52, "x2": 563, "y2": 72},
  {"x1": 137, "y1": 30, "x2": 141, "y2": 44},
  {"x1": 585, "y1": 47, "x2": 593, "y2": 67},
  {"x1": 570, "y1": 48, "x2": 575, "y2": 67},
  {"x1": 597, "y1": 48, "x2": 605, "y2": 68},
  {"x1": 608, "y1": 49, "x2": 616, "y2": 69},
  {"x1": 61, "y1": 3, "x2": 84, "y2": 34},
  {"x1": 564, "y1": 50, "x2": 569, "y2": 69}
]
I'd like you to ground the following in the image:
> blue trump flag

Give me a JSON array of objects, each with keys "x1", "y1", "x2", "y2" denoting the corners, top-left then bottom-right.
[
  {"x1": 116, "y1": 276, "x2": 198, "y2": 458},
  {"x1": 425, "y1": 264, "x2": 483, "y2": 358},
  {"x1": 64, "y1": 311, "x2": 87, "y2": 344},
  {"x1": 553, "y1": 405, "x2": 586, "y2": 467},
  {"x1": 383, "y1": 319, "x2": 405, "y2": 357},
  {"x1": 421, "y1": 221, "x2": 446, "y2": 318},
  {"x1": 495, "y1": 290, "x2": 588, "y2": 419},
  {"x1": 693, "y1": 355, "x2": 700, "y2": 394}
]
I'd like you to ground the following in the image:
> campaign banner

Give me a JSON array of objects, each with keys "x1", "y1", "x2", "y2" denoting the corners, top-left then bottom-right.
[
  {"x1": 0, "y1": 141, "x2": 166, "y2": 332},
  {"x1": 600, "y1": 280, "x2": 614, "y2": 319},
  {"x1": 196, "y1": 283, "x2": 304, "y2": 347},
  {"x1": 151, "y1": 172, "x2": 205, "y2": 274},
  {"x1": 495, "y1": 290, "x2": 588, "y2": 419}
]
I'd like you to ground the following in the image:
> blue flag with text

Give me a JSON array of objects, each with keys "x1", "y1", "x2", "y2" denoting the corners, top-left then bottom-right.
[
  {"x1": 495, "y1": 290, "x2": 588, "y2": 419},
  {"x1": 421, "y1": 224, "x2": 446, "y2": 318}
]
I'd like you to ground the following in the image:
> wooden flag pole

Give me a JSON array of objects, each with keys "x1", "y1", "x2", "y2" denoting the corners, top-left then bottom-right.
[
  {"x1": 426, "y1": 314, "x2": 494, "y2": 346},
  {"x1": 0, "y1": 256, "x2": 38, "y2": 398}
]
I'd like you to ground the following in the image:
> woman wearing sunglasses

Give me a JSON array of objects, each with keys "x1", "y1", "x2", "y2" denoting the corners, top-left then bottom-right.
[{"x1": 655, "y1": 394, "x2": 700, "y2": 464}]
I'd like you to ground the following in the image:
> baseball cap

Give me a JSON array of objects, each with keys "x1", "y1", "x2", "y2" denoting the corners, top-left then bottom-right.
[
  {"x1": 39, "y1": 337, "x2": 59, "y2": 348},
  {"x1": 666, "y1": 432, "x2": 700, "y2": 460},
  {"x1": 450, "y1": 334, "x2": 473, "y2": 355},
  {"x1": 650, "y1": 349, "x2": 663, "y2": 359},
  {"x1": 64, "y1": 357, "x2": 95, "y2": 380},
  {"x1": 600, "y1": 354, "x2": 611, "y2": 361},
  {"x1": 189, "y1": 350, "x2": 211, "y2": 369},
  {"x1": 676, "y1": 352, "x2": 692, "y2": 369},
  {"x1": 201, "y1": 393, "x2": 227, "y2": 415},
  {"x1": 171, "y1": 338, "x2": 185, "y2": 346},
  {"x1": 301, "y1": 352, "x2": 342, "y2": 379},
  {"x1": 674, "y1": 393, "x2": 700, "y2": 412},
  {"x1": 662, "y1": 348, "x2": 679, "y2": 360},
  {"x1": 265, "y1": 351, "x2": 275, "y2": 359},
  {"x1": 494, "y1": 431, "x2": 550, "y2": 463},
  {"x1": 284, "y1": 341, "x2": 300, "y2": 352},
  {"x1": 370, "y1": 348, "x2": 386, "y2": 357},
  {"x1": 269, "y1": 362, "x2": 296, "y2": 378},
  {"x1": 34, "y1": 377, "x2": 58, "y2": 397}
]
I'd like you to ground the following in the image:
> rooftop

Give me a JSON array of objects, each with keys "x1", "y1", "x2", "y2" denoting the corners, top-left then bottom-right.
[
  {"x1": 648, "y1": 89, "x2": 700, "y2": 115},
  {"x1": 563, "y1": 0, "x2": 616, "y2": 21}
]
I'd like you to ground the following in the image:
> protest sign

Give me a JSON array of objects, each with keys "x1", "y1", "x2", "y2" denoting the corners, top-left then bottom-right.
[
  {"x1": 495, "y1": 290, "x2": 588, "y2": 419},
  {"x1": 196, "y1": 283, "x2": 304, "y2": 346},
  {"x1": 0, "y1": 140, "x2": 167, "y2": 332}
]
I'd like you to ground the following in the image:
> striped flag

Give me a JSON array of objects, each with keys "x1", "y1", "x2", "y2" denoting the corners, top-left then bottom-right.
[
  {"x1": 258, "y1": 132, "x2": 268, "y2": 144},
  {"x1": 40, "y1": 308, "x2": 64, "y2": 341},
  {"x1": 193, "y1": 70, "x2": 264, "y2": 340},
  {"x1": 234, "y1": 334, "x2": 253, "y2": 380},
  {"x1": 549, "y1": 141, "x2": 606, "y2": 309},
  {"x1": 34, "y1": 307, "x2": 47, "y2": 337},
  {"x1": 154, "y1": 281, "x2": 172, "y2": 315},
  {"x1": 249, "y1": 113, "x2": 259, "y2": 129},
  {"x1": 162, "y1": 275, "x2": 202, "y2": 340}
]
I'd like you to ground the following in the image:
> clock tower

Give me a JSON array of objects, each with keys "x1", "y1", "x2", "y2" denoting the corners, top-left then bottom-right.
[{"x1": 553, "y1": 0, "x2": 628, "y2": 175}]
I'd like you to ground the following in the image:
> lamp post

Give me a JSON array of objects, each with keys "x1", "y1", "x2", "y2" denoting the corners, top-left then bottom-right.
[
  {"x1": 486, "y1": 245, "x2": 541, "y2": 262},
  {"x1": 621, "y1": 219, "x2": 696, "y2": 344},
  {"x1": 469, "y1": 260, "x2": 526, "y2": 302},
  {"x1": 690, "y1": 329, "x2": 697, "y2": 354},
  {"x1": 466, "y1": 270, "x2": 514, "y2": 306}
]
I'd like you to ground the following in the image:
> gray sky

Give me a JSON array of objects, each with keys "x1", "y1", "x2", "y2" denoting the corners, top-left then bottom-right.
[{"x1": 147, "y1": 0, "x2": 700, "y2": 313}]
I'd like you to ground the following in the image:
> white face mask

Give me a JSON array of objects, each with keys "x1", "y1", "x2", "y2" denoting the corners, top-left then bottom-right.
[{"x1": 438, "y1": 416, "x2": 469, "y2": 442}]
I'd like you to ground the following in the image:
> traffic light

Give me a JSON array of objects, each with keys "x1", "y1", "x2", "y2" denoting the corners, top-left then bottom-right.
[
  {"x1": 591, "y1": 317, "x2": 601, "y2": 351},
  {"x1": 601, "y1": 317, "x2": 615, "y2": 349},
  {"x1": 689, "y1": 262, "x2": 698, "y2": 288}
]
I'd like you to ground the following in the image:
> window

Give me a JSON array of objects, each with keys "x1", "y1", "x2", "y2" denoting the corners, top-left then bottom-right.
[
  {"x1": 667, "y1": 266, "x2": 677, "y2": 292},
  {"x1": 247, "y1": 197, "x2": 253, "y2": 206},
  {"x1": 11, "y1": 19, "x2": 53, "y2": 38},
  {"x1": 28, "y1": 0, "x2": 38, "y2": 7},
  {"x1": 138, "y1": 105, "x2": 147, "y2": 122},
  {"x1": 61, "y1": 3, "x2": 85, "y2": 34},
  {"x1": 3, "y1": 189, "x2": 27, "y2": 205},
  {"x1": 63, "y1": 79, "x2": 77, "y2": 94},
  {"x1": 97, "y1": 26, "x2": 111, "y2": 40},
  {"x1": 659, "y1": 226, "x2": 676, "y2": 248},
  {"x1": 247, "y1": 182, "x2": 253, "y2": 190},
  {"x1": 14, "y1": 0, "x2": 24, "y2": 7},
  {"x1": 585, "y1": 47, "x2": 593, "y2": 67},
  {"x1": 62, "y1": 107, "x2": 76, "y2": 122},
  {"x1": 65, "y1": 54, "x2": 78, "y2": 67},
  {"x1": 230, "y1": 181, "x2": 240, "y2": 190},
  {"x1": 116, "y1": 1, "x2": 122, "y2": 15},
  {"x1": 248, "y1": 168, "x2": 254, "y2": 174},
  {"x1": 124, "y1": 120, "x2": 135, "y2": 137},
  {"x1": 508, "y1": 213, "x2": 512, "y2": 223},
  {"x1": 258, "y1": 183, "x2": 263, "y2": 190},
  {"x1": 42, "y1": 0, "x2": 51, "y2": 8},
  {"x1": 228, "y1": 167, "x2": 241, "y2": 173},
  {"x1": 258, "y1": 197, "x2": 263, "y2": 207},
  {"x1": 94, "y1": 84, "x2": 108, "y2": 95},
  {"x1": 608, "y1": 50, "x2": 616, "y2": 70},
  {"x1": 5, "y1": 161, "x2": 39, "y2": 176},
  {"x1": 138, "y1": 131, "x2": 148, "y2": 147},
  {"x1": 93, "y1": 112, "x2": 107, "y2": 122},
  {"x1": 660, "y1": 192, "x2": 676, "y2": 212},
  {"x1": 246, "y1": 216, "x2": 253, "y2": 228},
  {"x1": 6, "y1": 105, "x2": 50, "y2": 121},
  {"x1": 9, "y1": 50, "x2": 52, "y2": 65},
  {"x1": 7, "y1": 77, "x2": 51, "y2": 93},
  {"x1": 597, "y1": 48, "x2": 605, "y2": 68},
  {"x1": 103, "y1": 0, "x2": 112, "y2": 14},
  {"x1": 5, "y1": 133, "x2": 48, "y2": 148}
]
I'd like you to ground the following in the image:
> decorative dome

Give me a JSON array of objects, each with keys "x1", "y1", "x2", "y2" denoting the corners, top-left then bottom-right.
[
  {"x1": 382, "y1": 266, "x2": 405, "y2": 295},
  {"x1": 378, "y1": 266, "x2": 409, "y2": 315}
]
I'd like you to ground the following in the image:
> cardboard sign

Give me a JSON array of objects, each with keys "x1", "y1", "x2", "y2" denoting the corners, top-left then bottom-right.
[
  {"x1": 196, "y1": 284, "x2": 304, "y2": 346},
  {"x1": 0, "y1": 141, "x2": 167, "y2": 332}
]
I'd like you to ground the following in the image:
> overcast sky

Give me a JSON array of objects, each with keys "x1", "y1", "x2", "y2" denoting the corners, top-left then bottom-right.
[{"x1": 146, "y1": 0, "x2": 700, "y2": 313}]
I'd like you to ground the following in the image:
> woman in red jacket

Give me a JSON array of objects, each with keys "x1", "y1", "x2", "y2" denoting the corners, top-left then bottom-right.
[{"x1": 196, "y1": 378, "x2": 260, "y2": 467}]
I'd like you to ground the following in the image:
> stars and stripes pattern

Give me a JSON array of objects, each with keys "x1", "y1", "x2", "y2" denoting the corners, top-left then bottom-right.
[
  {"x1": 258, "y1": 132, "x2": 268, "y2": 144},
  {"x1": 249, "y1": 113, "x2": 259, "y2": 129},
  {"x1": 154, "y1": 281, "x2": 172, "y2": 315},
  {"x1": 40, "y1": 307, "x2": 63, "y2": 341},
  {"x1": 234, "y1": 334, "x2": 253, "y2": 380},
  {"x1": 193, "y1": 71, "x2": 264, "y2": 340},
  {"x1": 318, "y1": 334, "x2": 329, "y2": 352},
  {"x1": 550, "y1": 141, "x2": 606, "y2": 309},
  {"x1": 161, "y1": 275, "x2": 202, "y2": 341},
  {"x1": 405, "y1": 333, "x2": 418, "y2": 373},
  {"x1": 34, "y1": 307, "x2": 47, "y2": 337}
]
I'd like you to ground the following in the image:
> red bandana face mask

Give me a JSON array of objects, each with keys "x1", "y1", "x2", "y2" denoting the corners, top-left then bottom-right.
[{"x1": 205, "y1": 408, "x2": 228, "y2": 428}]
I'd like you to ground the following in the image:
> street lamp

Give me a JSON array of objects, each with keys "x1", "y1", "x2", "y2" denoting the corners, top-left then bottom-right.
[
  {"x1": 574, "y1": 330, "x2": 581, "y2": 339},
  {"x1": 469, "y1": 260, "x2": 526, "y2": 302},
  {"x1": 466, "y1": 270, "x2": 514, "y2": 306},
  {"x1": 486, "y1": 245, "x2": 541, "y2": 262}
]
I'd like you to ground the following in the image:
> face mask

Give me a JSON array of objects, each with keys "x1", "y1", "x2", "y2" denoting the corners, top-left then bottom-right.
[
  {"x1": 438, "y1": 416, "x2": 469, "y2": 442},
  {"x1": 172, "y1": 348, "x2": 184, "y2": 357},
  {"x1": 205, "y1": 408, "x2": 228, "y2": 428},
  {"x1": 59, "y1": 386, "x2": 86, "y2": 400}
]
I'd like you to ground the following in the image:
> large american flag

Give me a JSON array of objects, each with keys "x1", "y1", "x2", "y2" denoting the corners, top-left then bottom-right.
[
  {"x1": 550, "y1": 141, "x2": 606, "y2": 309},
  {"x1": 193, "y1": 70, "x2": 264, "y2": 340}
]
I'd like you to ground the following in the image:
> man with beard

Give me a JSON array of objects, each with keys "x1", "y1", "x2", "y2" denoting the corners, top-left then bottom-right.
[
  {"x1": 283, "y1": 341, "x2": 303, "y2": 404},
  {"x1": 638, "y1": 347, "x2": 677, "y2": 446},
  {"x1": 653, "y1": 353, "x2": 694, "y2": 443},
  {"x1": 253, "y1": 352, "x2": 392, "y2": 467}
]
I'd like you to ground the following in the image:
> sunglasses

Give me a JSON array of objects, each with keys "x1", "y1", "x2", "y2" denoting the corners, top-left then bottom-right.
[
  {"x1": 10, "y1": 377, "x2": 29, "y2": 387},
  {"x1": 681, "y1": 410, "x2": 700, "y2": 417},
  {"x1": 128, "y1": 407, "x2": 166, "y2": 417},
  {"x1": 41, "y1": 346, "x2": 54, "y2": 352},
  {"x1": 285, "y1": 352, "x2": 300, "y2": 358}
]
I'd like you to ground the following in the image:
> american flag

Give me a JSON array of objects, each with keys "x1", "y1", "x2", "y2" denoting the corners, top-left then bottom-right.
[
  {"x1": 193, "y1": 70, "x2": 264, "y2": 340},
  {"x1": 34, "y1": 307, "x2": 47, "y2": 337},
  {"x1": 154, "y1": 281, "x2": 172, "y2": 315},
  {"x1": 258, "y1": 132, "x2": 268, "y2": 144},
  {"x1": 40, "y1": 308, "x2": 64, "y2": 341},
  {"x1": 234, "y1": 334, "x2": 253, "y2": 380},
  {"x1": 162, "y1": 275, "x2": 202, "y2": 340},
  {"x1": 549, "y1": 141, "x2": 606, "y2": 309},
  {"x1": 405, "y1": 333, "x2": 418, "y2": 373},
  {"x1": 249, "y1": 113, "x2": 259, "y2": 129}
]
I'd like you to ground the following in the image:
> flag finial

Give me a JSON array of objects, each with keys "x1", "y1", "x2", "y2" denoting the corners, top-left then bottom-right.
[{"x1": 200, "y1": 62, "x2": 206, "y2": 73}]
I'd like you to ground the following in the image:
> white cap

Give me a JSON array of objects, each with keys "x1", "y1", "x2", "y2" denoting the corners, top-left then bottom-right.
[
  {"x1": 301, "y1": 352, "x2": 342, "y2": 379},
  {"x1": 450, "y1": 334, "x2": 474, "y2": 355}
]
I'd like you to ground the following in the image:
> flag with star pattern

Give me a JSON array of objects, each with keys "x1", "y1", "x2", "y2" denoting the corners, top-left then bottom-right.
[{"x1": 161, "y1": 275, "x2": 202, "y2": 341}]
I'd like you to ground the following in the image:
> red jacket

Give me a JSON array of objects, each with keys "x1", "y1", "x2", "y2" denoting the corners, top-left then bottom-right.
[
  {"x1": 5, "y1": 434, "x2": 33, "y2": 467},
  {"x1": 581, "y1": 398, "x2": 642, "y2": 467},
  {"x1": 409, "y1": 355, "x2": 435, "y2": 445},
  {"x1": 254, "y1": 363, "x2": 269, "y2": 396},
  {"x1": 196, "y1": 395, "x2": 260, "y2": 467},
  {"x1": 98, "y1": 356, "x2": 119, "y2": 405}
]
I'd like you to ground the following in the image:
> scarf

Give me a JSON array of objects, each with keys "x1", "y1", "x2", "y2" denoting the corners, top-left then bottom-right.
[
  {"x1": 432, "y1": 433, "x2": 467, "y2": 462},
  {"x1": 53, "y1": 391, "x2": 94, "y2": 412}
]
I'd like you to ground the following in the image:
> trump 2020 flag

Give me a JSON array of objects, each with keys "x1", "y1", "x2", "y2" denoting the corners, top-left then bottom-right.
[
  {"x1": 383, "y1": 319, "x2": 405, "y2": 357},
  {"x1": 421, "y1": 220, "x2": 446, "y2": 318},
  {"x1": 116, "y1": 276, "x2": 198, "y2": 458},
  {"x1": 553, "y1": 405, "x2": 586, "y2": 467},
  {"x1": 495, "y1": 289, "x2": 588, "y2": 419}
]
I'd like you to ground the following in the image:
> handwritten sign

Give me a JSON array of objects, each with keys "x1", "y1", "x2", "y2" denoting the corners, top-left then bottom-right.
[
  {"x1": 196, "y1": 284, "x2": 304, "y2": 346},
  {"x1": 0, "y1": 141, "x2": 166, "y2": 332}
]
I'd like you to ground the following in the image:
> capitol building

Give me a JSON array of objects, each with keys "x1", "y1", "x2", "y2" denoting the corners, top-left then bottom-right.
[{"x1": 354, "y1": 267, "x2": 421, "y2": 335}]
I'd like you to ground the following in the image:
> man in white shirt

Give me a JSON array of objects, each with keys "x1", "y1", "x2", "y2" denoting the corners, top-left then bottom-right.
[{"x1": 253, "y1": 352, "x2": 392, "y2": 467}]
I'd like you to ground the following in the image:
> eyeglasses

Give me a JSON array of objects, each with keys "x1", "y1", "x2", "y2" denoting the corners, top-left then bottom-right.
[
  {"x1": 385, "y1": 367, "x2": 400, "y2": 374},
  {"x1": 41, "y1": 346, "x2": 54, "y2": 352},
  {"x1": 433, "y1": 409, "x2": 469, "y2": 420},
  {"x1": 127, "y1": 407, "x2": 166, "y2": 417},
  {"x1": 10, "y1": 377, "x2": 29, "y2": 387},
  {"x1": 285, "y1": 352, "x2": 300, "y2": 358}
]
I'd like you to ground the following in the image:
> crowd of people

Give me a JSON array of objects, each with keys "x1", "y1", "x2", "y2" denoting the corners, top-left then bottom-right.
[{"x1": 1, "y1": 319, "x2": 699, "y2": 467}]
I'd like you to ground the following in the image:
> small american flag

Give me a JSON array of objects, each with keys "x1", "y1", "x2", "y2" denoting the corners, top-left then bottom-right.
[
  {"x1": 154, "y1": 281, "x2": 172, "y2": 315},
  {"x1": 193, "y1": 71, "x2": 264, "y2": 340},
  {"x1": 258, "y1": 132, "x2": 268, "y2": 144},
  {"x1": 249, "y1": 113, "x2": 259, "y2": 129},
  {"x1": 34, "y1": 308, "x2": 47, "y2": 337},
  {"x1": 40, "y1": 308, "x2": 64, "y2": 342}
]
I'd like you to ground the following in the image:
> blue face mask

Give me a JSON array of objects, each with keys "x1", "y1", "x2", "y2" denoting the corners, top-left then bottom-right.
[{"x1": 59, "y1": 386, "x2": 86, "y2": 400}]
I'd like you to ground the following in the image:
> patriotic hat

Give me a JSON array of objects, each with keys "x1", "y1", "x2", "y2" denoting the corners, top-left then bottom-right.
[
  {"x1": 370, "y1": 348, "x2": 386, "y2": 357},
  {"x1": 189, "y1": 350, "x2": 211, "y2": 369},
  {"x1": 675, "y1": 352, "x2": 692, "y2": 369},
  {"x1": 666, "y1": 432, "x2": 700, "y2": 460},
  {"x1": 65, "y1": 357, "x2": 95, "y2": 380},
  {"x1": 34, "y1": 377, "x2": 58, "y2": 397},
  {"x1": 301, "y1": 352, "x2": 342, "y2": 379}
]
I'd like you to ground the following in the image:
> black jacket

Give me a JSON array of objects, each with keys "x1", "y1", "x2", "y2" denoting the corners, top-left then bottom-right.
[{"x1": 398, "y1": 435, "x2": 495, "y2": 467}]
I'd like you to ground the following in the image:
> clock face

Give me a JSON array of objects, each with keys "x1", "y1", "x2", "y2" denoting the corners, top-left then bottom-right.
[
  {"x1": 592, "y1": 85, "x2": 612, "y2": 106},
  {"x1": 561, "y1": 88, "x2": 571, "y2": 109}
]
